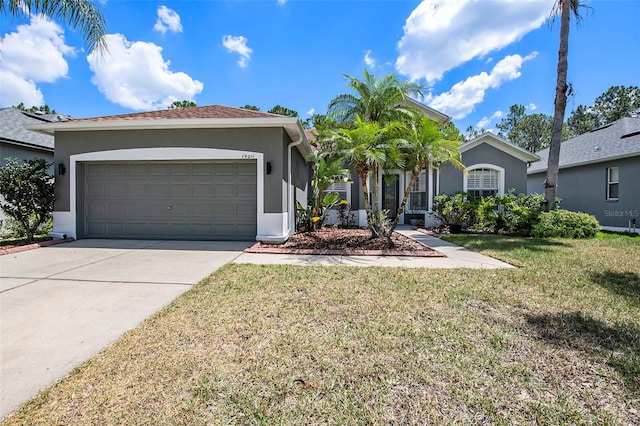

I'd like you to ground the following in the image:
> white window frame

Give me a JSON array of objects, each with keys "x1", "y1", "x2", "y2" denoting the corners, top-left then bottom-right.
[
  {"x1": 463, "y1": 164, "x2": 505, "y2": 196},
  {"x1": 407, "y1": 169, "x2": 428, "y2": 211},
  {"x1": 324, "y1": 181, "x2": 351, "y2": 204},
  {"x1": 607, "y1": 167, "x2": 619, "y2": 201}
]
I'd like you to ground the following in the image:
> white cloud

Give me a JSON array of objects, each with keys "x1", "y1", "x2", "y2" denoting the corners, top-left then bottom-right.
[
  {"x1": 528, "y1": 103, "x2": 537, "y2": 111},
  {"x1": 396, "y1": 0, "x2": 552, "y2": 84},
  {"x1": 277, "y1": 0, "x2": 287, "y2": 5},
  {"x1": 427, "y1": 52, "x2": 537, "y2": 119},
  {"x1": 153, "y1": 5, "x2": 183, "y2": 34},
  {"x1": 306, "y1": 108, "x2": 315, "y2": 116},
  {"x1": 87, "y1": 33, "x2": 203, "y2": 110},
  {"x1": 476, "y1": 110, "x2": 504, "y2": 129},
  {"x1": 0, "y1": 15, "x2": 74, "y2": 107},
  {"x1": 222, "y1": 35, "x2": 253, "y2": 68},
  {"x1": 364, "y1": 50, "x2": 377, "y2": 69}
]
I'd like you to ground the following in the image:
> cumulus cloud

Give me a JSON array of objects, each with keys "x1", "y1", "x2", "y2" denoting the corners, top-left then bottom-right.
[
  {"x1": 0, "y1": 16, "x2": 74, "y2": 107},
  {"x1": 153, "y1": 5, "x2": 182, "y2": 34},
  {"x1": 528, "y1": 103, "x2": 537, "y2": 111},
  {"x1": 396, "y1": 0, "x2": 552, "y2": 84},
  {"x1": 306, "y1": 108, "x2": 315, "y2": 116},
  {"x1": 87, "y1": 33, "x2": 203, "y2": 110},
  {"x1": 427, "y1": 52, "x2": 537, "y2": 119},
  {"x1": 277, "y1": 0, "x2": 287, "y2": 5},
  {"x1": 477, "y1": 110, "x2": 504, "y2": 129},
  {"x1": 364, "y1": 50, "x2": 377, "y2": 69},
  {"x1": 222, "y1": 35, "x2": 253, "y2": 68}
]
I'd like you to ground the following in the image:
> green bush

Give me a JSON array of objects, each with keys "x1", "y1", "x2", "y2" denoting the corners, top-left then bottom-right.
[
  {"x1": 432, "y1": 192, "x2": 473, "y2": 227},
  {"x1": 475, "y1": 192, "x2": 545, "y2": 236},
  {"x1": 532, "y1": 209, "x2": 600, "y2": 238}
]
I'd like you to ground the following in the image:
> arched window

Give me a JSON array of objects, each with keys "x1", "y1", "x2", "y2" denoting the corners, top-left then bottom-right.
[{"x1": 463, "y1": 164, "x2": 504, "y2": 197}]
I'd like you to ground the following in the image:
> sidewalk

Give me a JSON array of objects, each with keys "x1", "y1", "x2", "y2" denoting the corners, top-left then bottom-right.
[{"x1": 234, "y1": 228, "x2": 515, "y2": 269}]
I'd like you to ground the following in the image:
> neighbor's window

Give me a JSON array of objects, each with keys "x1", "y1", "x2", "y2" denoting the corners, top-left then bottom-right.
[
  {"x1": 324, "y1": 181, "x2": 349, "y2": 203},
  {"x1": 467, "y1": 168, "x2": 499, "y2": 197},
  {"x1": 408, "y1": 170, "x2": 427, "y2": 210},
  {"x1": 607, "y1": 167, "x2": 619, "y2": 200}
]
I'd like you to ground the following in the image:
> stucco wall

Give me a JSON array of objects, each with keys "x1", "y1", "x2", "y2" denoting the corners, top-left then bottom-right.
[
  {"x1": 53, "y1": 127, "x2": 294, "y2": 213},
  {"x1": 440, "y1": 143, "x2": 529, "y2": 195},
  {"x1": 527, "y1": 156, "x2": 640, "y2": 228},
  {"x1": 0, "y1": 142, "x2": 54, "y2": 169}
]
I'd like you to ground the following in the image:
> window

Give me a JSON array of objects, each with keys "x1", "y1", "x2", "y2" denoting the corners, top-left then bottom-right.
[
  {"x1": 467, "y1": 168, "x2": 499, "y2": 197},
  {"x1": 324, "y1": 181, "x2": 349, "y2": 203},
  {"x1": 607, "y1": 167, "x2": 619, "y2": 200},
  {"x1": 408, "y1": 170, "x2": 427, "y2": 210}
]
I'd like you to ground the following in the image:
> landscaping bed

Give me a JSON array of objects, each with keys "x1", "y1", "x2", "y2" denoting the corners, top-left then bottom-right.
[{"x1": 246, "y1": 227, "x2": 444, "y2": 257}]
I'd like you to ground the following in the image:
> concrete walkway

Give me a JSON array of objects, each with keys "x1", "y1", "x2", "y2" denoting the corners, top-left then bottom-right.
[
  {"x1": 234, "y1": 228, "x2": 515, "y2": 269},
  {"x1": 0, "y1": 239, "x2": 250, "y2": 420}
]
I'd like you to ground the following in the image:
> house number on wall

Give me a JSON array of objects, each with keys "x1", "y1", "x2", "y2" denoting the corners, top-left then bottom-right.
[{"x1": 241, "y1": 154, "x2": 256, "y2": 159}]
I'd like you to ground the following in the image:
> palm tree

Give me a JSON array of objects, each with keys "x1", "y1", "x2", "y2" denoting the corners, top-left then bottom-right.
[
  {"x1": 545, "y1": 0, "x2": 585, "y2": 210},
  {"x1": 1, "y1": 0, "x2": 108, "y2": 54},
  {"x1": 331, "y1": 117, "x2": 402, "y2": 238},
  {"x1": 327, "y1": 69, "x2": 425, "y2": 127},
  {"x1": 386, "y1": 115, "x2": 464, "y2": 237}
]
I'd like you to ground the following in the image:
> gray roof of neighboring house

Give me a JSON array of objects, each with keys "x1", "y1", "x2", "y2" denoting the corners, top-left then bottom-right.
[
  {"x1": 528, "y1": 117, "x2": 640, "y2": 174},
  {"x1": 0, "y1": 108, "x2": 70, "y2": 152}
]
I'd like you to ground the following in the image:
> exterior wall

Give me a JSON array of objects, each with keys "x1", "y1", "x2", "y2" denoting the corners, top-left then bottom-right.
[
  {"x1": 53, "y1": 128, "x2": 289, "y2": 212},
  {"x1": 52, "y1": 127, "x2": 302, "y2": 241},
  {"x1": 0, "y1": 142, "x2": 53, "y2": 168},
  {"x1": 528, "y1": 156, "x2": 640, "y2": 229},
  {"x1": 440, "y1": 143, "x2": 529, "y2": 195}
]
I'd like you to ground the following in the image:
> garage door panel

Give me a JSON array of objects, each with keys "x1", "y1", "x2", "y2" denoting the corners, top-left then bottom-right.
[{"x1": 84, "y1": 161, "x2": 257, "y2": 240}]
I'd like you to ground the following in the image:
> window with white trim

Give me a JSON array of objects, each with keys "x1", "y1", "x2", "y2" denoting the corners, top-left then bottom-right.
[
  {"x1": 324, "y1": 181, "x2": 350, "y2": 203},
  {"x1": 408, "y1": 170, "x2": 427, "y2": 210},
  {"x1": 467, "y1": 168, "x2": 499, "y2": 197},
  {"x1": 607, "y1": 167, "x2": 619, "y2": 200}
]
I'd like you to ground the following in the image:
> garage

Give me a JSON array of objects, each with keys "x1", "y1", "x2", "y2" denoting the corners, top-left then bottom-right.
[{"x1": 83, "y1": 160, "x2": 257, "y2": 240}]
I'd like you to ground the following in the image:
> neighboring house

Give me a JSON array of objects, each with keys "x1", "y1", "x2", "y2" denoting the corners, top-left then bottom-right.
[
  {"x1": 0, "y1": 108, "x2": 68, "y2": 232},
  {"x1": 27, "y1": 105, "x2": 312, "y2": 243},
  {"x1": 527, "y1": 117, "x2": 640, "y2": 232},
  {"x1": 325, "y1": 122, "x2": 539, "y2": 228}
]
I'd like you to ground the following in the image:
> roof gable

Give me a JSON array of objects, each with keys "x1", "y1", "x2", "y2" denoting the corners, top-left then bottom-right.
[
  {"x1": 527, "y1": 117, "x2": 640, "y2": 174},
  {"x1": 461, "y1": 131, "x2": 540, "y2": 163},
  {"x1": 402, "y1": 98, "x2": 450, "y2": 124}
]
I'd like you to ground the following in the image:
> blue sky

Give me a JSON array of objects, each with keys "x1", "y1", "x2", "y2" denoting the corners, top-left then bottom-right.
[{"x1": 1, "y1": 0, "x2": 638, "y2": 134}]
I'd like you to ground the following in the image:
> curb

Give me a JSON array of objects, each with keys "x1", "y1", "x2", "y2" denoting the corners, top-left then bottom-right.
[{"x1": 0, "y1": 238, "x2": 75, "y2": 256}]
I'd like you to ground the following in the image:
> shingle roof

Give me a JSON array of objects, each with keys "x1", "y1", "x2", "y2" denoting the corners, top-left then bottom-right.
[
  {"x1": 0, "y1": 108, "x2": 63, "y2": 151},
  {"x1": 528, "y1": 117, "x2": 640, "y2": 174},
  {"x1": 71, "y1": 105, "x2": 289, "y2": 122}
]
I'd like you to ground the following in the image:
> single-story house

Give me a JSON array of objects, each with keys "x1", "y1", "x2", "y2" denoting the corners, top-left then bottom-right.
[
  {"x1": 527, "y1": 117, "x2": 640, "y2": 232},
  {"x1": 325, "y1": 126, "x2": 540, "y2": 228},
  {"x1": 27, "y1": 105, "x2": 312, "y2": 243}
]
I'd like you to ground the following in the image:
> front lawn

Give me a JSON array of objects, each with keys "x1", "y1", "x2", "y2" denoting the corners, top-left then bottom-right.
[{"x1": 5, "y1": 234, "x2": 639, "y2": 424}]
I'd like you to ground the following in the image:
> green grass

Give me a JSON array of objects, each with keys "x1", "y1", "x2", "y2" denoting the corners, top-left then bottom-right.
[{"x1": 4, "y1": 234, "x2": 640, "y2": 425}]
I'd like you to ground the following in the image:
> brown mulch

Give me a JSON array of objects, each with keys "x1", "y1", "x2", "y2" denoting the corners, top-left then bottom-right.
[{"x1": 246, "y1": 227, "x2": 445, "y2": 257}]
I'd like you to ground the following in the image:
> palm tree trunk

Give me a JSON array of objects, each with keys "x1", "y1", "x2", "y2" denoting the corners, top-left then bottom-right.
[
  {"x1": 356, "y1": 167, "x2": 372, "y2": 226},
  {"x1": 386, "y1": 172, "x2": 418, "y2": 239},
  {"x1": 545, "y1": 0, "x2": 572, "y2": 211},
  {"x1": 370, "y1": 165, "x2": 383, "y2": 238}
]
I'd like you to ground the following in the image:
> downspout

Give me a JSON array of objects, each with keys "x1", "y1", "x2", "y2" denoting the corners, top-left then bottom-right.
[{"x1": 287, "y1": 130, "x2": 304, "y2": 236}]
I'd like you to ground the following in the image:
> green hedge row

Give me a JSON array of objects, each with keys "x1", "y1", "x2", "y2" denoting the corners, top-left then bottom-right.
[{"x1": 432, "y1": 192, "x2": 600, "y2": 239}]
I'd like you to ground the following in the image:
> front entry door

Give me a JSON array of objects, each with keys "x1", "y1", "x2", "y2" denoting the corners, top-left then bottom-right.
[{"x1": 383, "y1": 174, "x2": 399, "y2": 219}]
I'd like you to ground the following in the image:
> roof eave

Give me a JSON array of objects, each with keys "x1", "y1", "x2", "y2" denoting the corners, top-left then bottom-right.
[
  {"x1": 461, "y1": 132, "x2": 540, "y2": 163},
  {"x1": 0, "y1": 137, "x2": 54, "y2": 152},
  {"x1": 527, "y1": 152, "x2": 640, "y2": 174}
]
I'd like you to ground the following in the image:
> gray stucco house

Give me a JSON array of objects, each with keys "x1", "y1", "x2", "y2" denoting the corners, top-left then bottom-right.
[
  {"x1": 324, "y1": 117, "x2": 540, "y2": 228},
  {"x1": 527, "y1": 117, "x2": 640, "y2": 232},
  {"x1": 28, "y1": 105, "x2": 312, "y2": 243}
]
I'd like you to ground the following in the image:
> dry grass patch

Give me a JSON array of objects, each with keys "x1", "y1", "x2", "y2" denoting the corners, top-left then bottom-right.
[{"x1": 4, "y1": 234, "x2": 640, "y2": 425}]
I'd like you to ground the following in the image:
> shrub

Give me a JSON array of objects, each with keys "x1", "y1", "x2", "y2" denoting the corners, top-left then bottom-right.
[
  {"x1": 475, "y1": 192, "x2": 545, "y2": 236},
  {"x1": 432, "y1": 193, "x2": 473, "y2": 227},
  {"x1": 532, "y1": 209, "x2": 600, "y2": 238}
]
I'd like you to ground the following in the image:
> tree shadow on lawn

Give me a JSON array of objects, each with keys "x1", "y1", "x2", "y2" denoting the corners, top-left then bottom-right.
[
  {"x1": 443, "y1": 234, "x2": 571, "y2": 253},
  {"x1": 526, "y1": 311, "x2": 640, "y2": 394},
  {"x1": 588, "y1": 270, "x2": 640, "y2": 305}
]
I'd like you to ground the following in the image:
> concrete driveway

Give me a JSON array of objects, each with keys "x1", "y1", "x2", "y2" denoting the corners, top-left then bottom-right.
[{"x1": 0, "y1": 239, "x2": 250, "y2": 419}]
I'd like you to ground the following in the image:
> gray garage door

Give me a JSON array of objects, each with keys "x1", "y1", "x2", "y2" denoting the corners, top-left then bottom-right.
[{"x1": 83, "y1": 161, "x2": 257, "y2": 240}]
